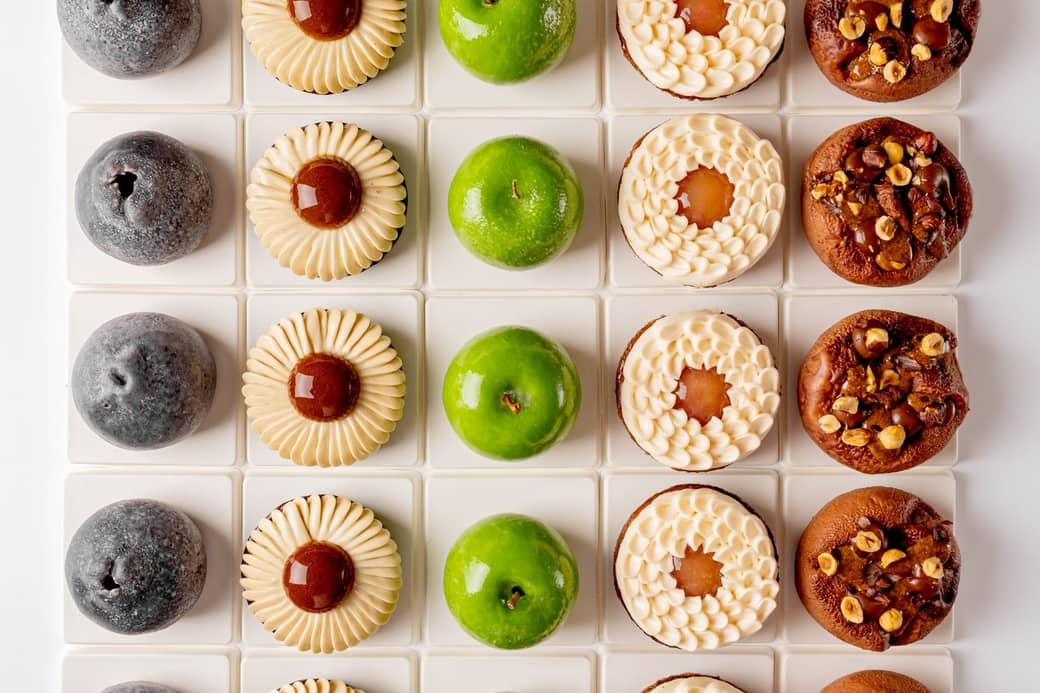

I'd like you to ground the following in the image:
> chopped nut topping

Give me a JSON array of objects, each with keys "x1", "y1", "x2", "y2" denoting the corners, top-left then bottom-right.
[
  {"x1": 880, "y1": 548, "x2": 907, "y2": 568},
  {"x1": 883, "y1": 60, "x2": 908, "y2": 84},
  {"x1": 847, "y1": 200, "x2": 864, "y2": 216},
  {"x1": 875, "y1": 13, "x2": 889, "y2": 31},
  {"x1": 912, "y1": 43, "x2": 933, "y2": 61},
  {"x1": 842, "y1": 428, "x2": 872, "y2": 447},
  {"x1": 865, "y1": 366, "x2": 877, "y2": 393},
  {"x1": 922, "y1": 556, "x2": 945, "y2": 579},
  {"x1": 931, "y1": 0, "x2": 953, "y2": 23},
  {"x1": 879, "y1": 369, "x2": 901, "y2": 390},
  {"x1": 920, "y1": 332, "x2": 946, "y2": 357},
  {"x1": 864, "y1": 327, "x2": 890, "y2": 350},
  {"x1": 914, "y1": 154, "x2": 933, "y2": 168},
  {"x1": 833, "y1": 396, "x2": 860, "y2": 414},
  {"x1": 839, "y1": 15, "x2": 867, "y2": 40},
  {"x1": 841, "y1": 595, "x2": 864, "y2": 624},
  {"x1": 875, "y1": 216, "x2": 897, "y2": 242},
  {"x1": 887, "y1": 163, "x2": 912, "y2": 186},
  {"x1": 811, "y1": 184, "x2": 829, "y2": 200},
  {"x1": 817, "y1": 552, "x2": 839, "y2": 576},
  {"x1": 869, "y1": 42, "x2": 889, "y2": 66},
  {"x1": 882, "y1": 140, "x2": 905, "y2": 165},
  {"x1": 833, "y1": 170, "x2": 850, "y2": 186},
  {"x1": 880, "y1": 608, "x2": 904, "y2": 633},
  {"x1": 890, "y1": 3, "x2": 903, "y2": 27},
  {"x1": 818, "y1": 414, "x2": 842, "y2": 434},
  {"x1": 878, "y1": 424, "x2": 907, "y2": 450},
  {"x1": 855, "y1": 530, "x2": 883, "y2": 553}
]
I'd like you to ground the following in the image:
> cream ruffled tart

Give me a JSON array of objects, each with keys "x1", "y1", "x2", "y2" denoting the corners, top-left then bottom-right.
[
  {"x1": 617, "y1": 310, "x2": 779, "y2": 471},
  {"x1": 617, "y1": 0, "x2": 785, "y2": 99},
  {"x1": 248, "y1": 121, "x2": 407, "y2": 281},
  {"x1": 643, "y1": 674, "x2": 746, "y2": 693},
  {"x1": 243, "y1": 0, "x2": 407, "y2": 94},
  {"x1": 243, "y1": 307, "x2": 406, "y2": 467},
  {"x1": 242, "y1": 494, "x2": 402, "y2": 653},
  {"x1": 614, "y1": 484, "x2": 779, "y2": 650},
  {"x1": 270, "y1": 681, "x2": 365, "y2": 693},
  {"x1": 619, "y1": 114, "x2": 784, "y2": 287}
]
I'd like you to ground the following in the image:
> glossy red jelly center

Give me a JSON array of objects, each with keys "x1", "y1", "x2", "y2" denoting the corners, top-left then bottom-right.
[
  {"x1": 291, "y1": 157, "x2": 363, "y2": 229},
  {"x1": 288, "y1": 0, "x2": 362, "y2": 41},
  {"x1": 674, "y1": 166, "x2": 735, "y2": 228},
  {"x1": 282, "y1": 541, "x2": 355, "y2": 613},
  {"x1": 288, "y1": 353, "x2": 360, "y2": 422},
  {"x1": 674, "y1": 0, "x2": 731, "y2": 36},
  {"x1": 673, "y1": 365, "x2": 731, "y2": 425},
  {"x1": 671, "y1": 545, "x2": 725, "y2": 598}
]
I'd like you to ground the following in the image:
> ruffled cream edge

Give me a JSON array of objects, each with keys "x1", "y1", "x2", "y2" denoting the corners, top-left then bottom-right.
[
  {"x1": 271, "y1": 680, "x2": 365, "y2": 693},
  {"x1": 248, "y1": 121, "x2": 407, "y2": 281},
  {"x1": 243, "y1": 307, "x2": 406, "y2": 467},
  {"x1": 644, "y1": 675, "x2": 745, "y2": 693},
  {"x1": 243, "y1": 494, "x2": 403, "y2": 654}
]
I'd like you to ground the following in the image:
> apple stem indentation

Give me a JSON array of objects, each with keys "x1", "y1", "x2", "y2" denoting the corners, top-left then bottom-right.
[
  {"x1": 511, "y1": 178, "x2": 521, "y2": 200},
  {"x1": 502, "y1": 392, "x2": 522, "y2": 415},
  {"x1": 506, "y1": 586, "x2": 524, "y2": 609}
]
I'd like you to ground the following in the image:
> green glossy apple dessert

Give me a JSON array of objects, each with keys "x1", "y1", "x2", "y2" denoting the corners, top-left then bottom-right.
[
  {"x1": 449, "y1": 136, "x2": 583, "y2": 270},
  {"x1": 438, "y1": 0, "x2": 577, "y2": 84},
  {"x1": 443, "y1": 513, "x2": 579, "y2": 649},
  {"x1": 443, "y1": 326, "x2": 581, "y2": 460}
]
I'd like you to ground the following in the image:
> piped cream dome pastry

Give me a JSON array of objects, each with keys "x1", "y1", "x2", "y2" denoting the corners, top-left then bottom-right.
[
  {"x1": 248, "y1": 121, "x2": 407, "y2": 281},
  {"x1": 243, "y1": 307, "x2": 406, "y2": 467},
  {"x1": 614, "y1": 484, "x2": 779, "y2": 650},
  {"x1": 618, "y1": 114, "x2": 784, "y2": 287},
  {"x1": 616, "y1": 310, "x2": 780, "y2": 471},
  {"x1": 243, "y1": 0, "x2": 407, "y2": 94},
  {"x1": 271, "y1": 681, "x2": 365, "y2": 693},
  {"x1": 242, "y1": 494, "x2": 402, "y2": 653},
  {"x1": 617, "y1": 0, "x2": 786, "y2": 100},
  {"x1": 643, "y1": 674, "x2": 747, "y2": 693}
]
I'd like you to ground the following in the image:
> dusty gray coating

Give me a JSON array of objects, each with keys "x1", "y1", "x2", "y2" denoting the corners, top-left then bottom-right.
[
  {"x1": 58, "y1": 0, "x2": 202, "y2": 78},
  {"x1": 101, "y1": 683, "x2": 179, "y2": 693},
  {"x1": 75, "y1": 131, "x2": 213, "y2": 266},
  {"x1": 65, "y1": 499, "x2": 207, "y2": 635},
  {"x1": 72, "y1": 312, "x2": 216, "y2": 450}
]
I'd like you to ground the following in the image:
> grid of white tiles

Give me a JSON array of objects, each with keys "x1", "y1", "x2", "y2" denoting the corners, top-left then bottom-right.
[{"x1": 62, "y1": 1, "x2": 965, "y2": 691}]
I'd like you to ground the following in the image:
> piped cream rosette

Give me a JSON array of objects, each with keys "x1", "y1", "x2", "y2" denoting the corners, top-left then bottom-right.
[
  {"x1": 248, "y1": 121, "x2": 407, "y2": 281},
  {"x1": 242, "y1": 495, "x2": 402, "y2": 654},
  {"x1": 270, "y1": 681, "x2": 365, "y2": 693},
  {"x1": 617, "y1": 310, "x2": 780, "y2": 471},
  {"x1": 617, "y1": 0, "x2": 785, "y2": 99},
  {"x1": 619, "y1": 114, "x2": 784, "y2": 287},
  {"x1": 243, "y1": 307, "x2": 406, "y2": 467},
  {"x1": 243, "y1": 0, "x2": 407, "y2": 94},
  {"x1": 615, "y1": 485, "x2": 779, "y2": 650},
  {"x1": 644, "y1": 675, "x2": 745, "y2": 693}
]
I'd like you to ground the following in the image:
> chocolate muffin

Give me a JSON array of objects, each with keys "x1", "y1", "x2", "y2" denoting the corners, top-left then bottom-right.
[
  {"x1": 821, "y1": 670, "x2": 931, "y2": 693},
  {"x1": 642, "y1": 673, "x2": 746, "y2": 693},
  {"x1": 804, "y1": 0, "x2": 981, "y2": 102},
  {"x1": 798, "y1": 309, "x2": 967, "y2": 474},
  {"x1": 797, "y1": 486, "x2": 960, "y2": 651},
  {"x1": 803, "y1": 118, "x2": 971, "y2": 287}
]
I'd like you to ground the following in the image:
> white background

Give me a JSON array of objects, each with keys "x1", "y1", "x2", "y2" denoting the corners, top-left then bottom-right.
[{"x1": 3, "y1": 2, "x2": 1039, "y2": 691}]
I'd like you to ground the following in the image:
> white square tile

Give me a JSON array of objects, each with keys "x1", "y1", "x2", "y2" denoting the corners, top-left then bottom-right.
[
  {"x1": 427, "y1": 117, "x2": 604, "y2": 291},
  {"x1": 605, "y1": 293, "x2": 781, "y2": 470},
  {"x1": 245, "y1": 114, "x2": 423, "y2": 289},
  {"x1": 781, "y1": 648, "x2": 954, "y2": 693},
  {"x1": 62, "y1": 0, "x2": 236, "y2": 107},
  {"x1": 782, "y1": 470, "x2": 957, "y2": 645},
  {"x1": 63, "y1": 471, "x2": 238, "y2": 645},
  {"x1": 423, "y1": 0, "x2": 600, "y2": 111},
  {"x1": 241, "y1": 652, "x2": 415, "y2": 693},
  {"x1": 602, "y1": 470, "x2": 781, "y2": 647},
  {"x1": 423, "y1": 653, "x2": 595, "y2": 693},
  {"x1": 601, "y1": 649, "x2": 775, "y2": 693},
  {"x1": 786, "y1": 114, "x2": 963, "y2": 290},
  {"x1": 425, "y1": 472, "x2": 599, "y2": 647},
  {"x1": 608, "y1": 115, "x2": 785, "y2": 290},
  {"x1": 67, "y1": 292, "x2": 242, "y2": 466},
  {"x1": 783, "y1": 293, "x2": 959, "y2": 469},
  {"x1": 245, "y1": 292, "x2": 423, "y2": 468},
  {"x1": 426, "y1": 295, "x2": 599, "y2": 469},
  {"x1": 62, "y1": 651, "x2": 232, "y2": 693},
  {"x1": 66, "y1": 113, "x2": 240, "y2": 288},
  {"x1": 242, "y1": 0, "x2": 419, "y2": 109},
  {"x1": 241, "y1": 471, "x2": 421, "y2": 647}
]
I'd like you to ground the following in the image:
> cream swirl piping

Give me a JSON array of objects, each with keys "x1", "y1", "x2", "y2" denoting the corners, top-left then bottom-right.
[
  {"x1": 243, "y1": 0, "x2": 407, "y2": 95},
  {"x1": 617, "y1": 0, "x2": 785, "y2": 99},
  {"x1": 619, "y1": 114, "x2": 784, "y2": 287},
  {"x1": 242, "y1": 495, "x2": 402, "y2": 654},
  {"x1": 615, "y1": 486, "x2": 779, "y2": 650},
  {"x1": 645, "y1": 676, "x2": 744, "y2": 693},
  {"x1": 271, "y1": 680, "x2": 364, "y2": 693},
  {"x1": 618, "y1": 310, "x2": 779, "y2": 471}
]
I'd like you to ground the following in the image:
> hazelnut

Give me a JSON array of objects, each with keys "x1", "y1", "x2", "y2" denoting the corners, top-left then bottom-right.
[
  {"x1": 912, "y1": 132, "x2": 939, "y2": 156},
  {"x1": 847, "y1": 200, "x2": 864, "y2": 216},
  {"x1": 920, "y1": 332, "x2": 946, "y2": 357},
  {"x1": 882, "y1": 140, "x2": 905, "y2": 165},
  {"x1": 833, "y1": 396, "x2": 860, "y2": 414},
  {"x1": 817, "y1": 552, "x2": 839, "y2": 576},
  {"x1": 922, "y1": 556, "x2": 945, "y2": 579},
  {"x1": 833, "y1": 170, "x2": 850, "y2": 186},
  {"x1": 818, "y1": 414, "x2": 842, "y2": 434},
  {"x1": 883, "y1": 60, "x2": 908, "y2": 84},
  {"x1": 811, "y1": 183, "x2": 830, "y2": 200},
  {"x1": 912, "y1": 43, "x2": 933, "y2": 61},
  {"x1": 878, "y1": 424, "x2": 907, "y2": 450},
  {"x1": 915, "y1": 154, "x2": 934, "y2": 168},
  {"x1": 854, "y1": 530, "x2": 883, "y2": 553},
  {"x1": 931, "y1": 0, "x2": 953, "y2": 23},
  {"x1": 841, "y1": 595, "x2": 864, "y2": 624},
  {"x1": 865, "y1": 366, "x2": 877, "y2": 393},
  {"x1": 839, "y1": 15, "x2": 867, "y2": 40},
  {"x1": 875, "y1": 12, "x2": 889, "y2": 31},
  {"x1": 842, "y1": 428, "x2": 872, "y2": 447},
  {"x1": 875, "y1": 216, "x2": 898, "y2": 241},
  {"x1": 890, "y1": 3, "x2": 903, "y2": 27},
  {"x1": 887, "y1": 163, "x2": 913, "y2": 186},
  {"x1": 880, "y1": 548, "x2": 907, "y2": 568},
  {"x1": 879, "y1": 369, "x2": 901, "y2": 390},
  {"x1": 880, "y1": 608, "x2": 904, "y2": 633},
  {"x1": 865, "y1": 327, "x2": 890, "y2": 351},
  {"x1": 869, "y1": 42, "x2": 889, "y2": 66}
]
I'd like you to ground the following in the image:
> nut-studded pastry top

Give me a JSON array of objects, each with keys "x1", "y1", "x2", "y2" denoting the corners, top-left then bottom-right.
[
  {"x1": 614, "y1": 485, "x2": 779, "y2": 651},
  {"x1": 798, "y1": 309, "x2": 967, "y2": 474},
  {"x1": 803, "y1": 118, "x2": 971, "y2": 287},
  {"x1": 643, "y1": 674, "x2": 747, "y2": 693},
  {"x1": 271, "y1": 681, "x2": 365, "y2": 693},
  {"x1": 619, "y1": 114, "x2": 785, "y2": 287},
  {"x1": 821, "y1": 670, "x2": 932, "y2": 693},
  {"x1": 617, "y1": 310, "x2": 780, "y2": 472},
  {"x1": 242, "y1": 494, "x2": 402, "y2": 654},
  {"x1": 804, "y1": 0, "x2": 980, "y2": 102},
  {"x1": 617, "y1": 0, "x2": 786, "y2": 100},
  {"x1": 243, "y1": 0, "x2": 407, "y2": 94},
  {"x1": 248, "y1": 121, "x2": 407, "y2": 281},
  {"x1": 243, "y1": 307, "x2": 406, "y2": 467},
  {"x1": 796, "y1": 486, "x2": 960, "y2": 651}
]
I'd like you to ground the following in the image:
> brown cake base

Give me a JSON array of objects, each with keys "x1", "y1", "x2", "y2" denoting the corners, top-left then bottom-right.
[{"x1": 821, "y1": 669, "x2": 932, "y2": 693}]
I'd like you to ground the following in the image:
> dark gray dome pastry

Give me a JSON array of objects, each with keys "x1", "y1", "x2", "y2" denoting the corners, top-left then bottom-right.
[
  {"x1": 65, "y1": 499, "x2": 207, "y2": 635},
  {"x1": 75, "y1": 131, "x2": 213, "y2": 266},
  {"x1": 72, "y1": 312, "x2": 216, "y2": 450},
  {"x1": 58, "y1": 0, "x2": 202, "y2": 78},
  {"x1": 101, "y1": 684, "x2": 179, "y2": 693}
]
